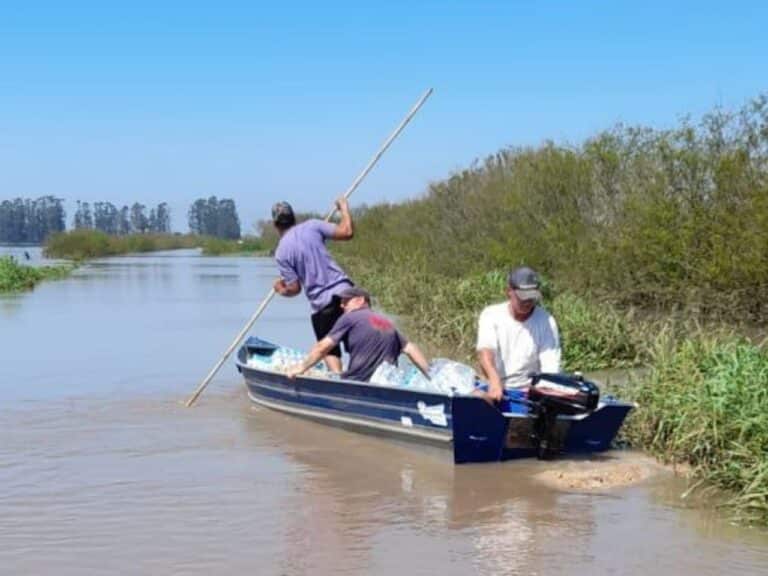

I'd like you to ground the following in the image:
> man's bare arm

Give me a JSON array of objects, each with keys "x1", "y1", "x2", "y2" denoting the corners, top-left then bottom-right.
[
  {"x1": 287, "y1": 337, "x2": 336, "y2": 378},
  {"x1": 477, "y1": 348, "x2": 504, "y2": 401},
  {"x1": 403, "y1": 342, "x2": 430, "y2": 379},
  {"x1": 331, "y1": 197, "x2": 354, "y2": 240}
]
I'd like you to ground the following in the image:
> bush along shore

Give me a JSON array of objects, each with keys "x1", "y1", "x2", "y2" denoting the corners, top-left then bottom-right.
[
  {"x1": 43, "y1": 230, "x2": 269, "y2": 259},
  {"x1": 44, "y1": 230, "x2": 200, "y2": 259},
  {"x1": 330, "y1": 94, "x2": 768, "y2": 523},
  {"x1": 0, "y1": 256, "x2": 74, "y2": 293}
]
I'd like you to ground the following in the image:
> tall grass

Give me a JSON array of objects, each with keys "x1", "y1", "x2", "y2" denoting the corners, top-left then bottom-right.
[
  {"x1": 622, "y1": 333, "x2": 768, "y2": 524},
  {"x1": 0, "y1": 256, "x2": 73, "y2": 292},
  {"x1": 345, "y1": 257, "x2": 641, "y2": 370}
]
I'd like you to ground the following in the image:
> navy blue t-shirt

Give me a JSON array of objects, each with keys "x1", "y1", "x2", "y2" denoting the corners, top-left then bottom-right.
[{"x1": 326, "y1": 308, "x2": 407, "y2": 382}]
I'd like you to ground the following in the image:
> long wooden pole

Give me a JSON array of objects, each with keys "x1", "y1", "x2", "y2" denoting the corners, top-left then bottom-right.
[{"x1": 185, "y1": 88, "x2": 433, "y2": 407}]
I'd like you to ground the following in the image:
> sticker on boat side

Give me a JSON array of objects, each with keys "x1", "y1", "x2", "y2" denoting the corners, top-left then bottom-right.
[
  {"x1": 401, "y1": 416, "x2": 413, "y2": 427},
  {"x1": 417, "y1": 402, "x2": 448, "y2": 427}
]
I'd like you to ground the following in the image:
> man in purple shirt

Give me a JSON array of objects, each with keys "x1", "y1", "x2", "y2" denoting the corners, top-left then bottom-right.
[
  {"x1": 272, "y1": 197, "x2": 354, "y2": 373},
  {"x1": 287, "y1": 286, "x2": 430, "y2": 382}
]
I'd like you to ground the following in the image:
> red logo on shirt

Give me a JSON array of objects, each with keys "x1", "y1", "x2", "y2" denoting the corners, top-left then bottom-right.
[{"x1": 369, "y1": 315, "x2": 393, "y2": 331}]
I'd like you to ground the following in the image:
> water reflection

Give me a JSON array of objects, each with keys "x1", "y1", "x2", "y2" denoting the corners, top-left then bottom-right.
[
  {"x1": 240, "y1": 405, "x2": 604, "y2": 575},
  {"x1": 239, "y1": 397, "x2": 768, "y2": 576}
]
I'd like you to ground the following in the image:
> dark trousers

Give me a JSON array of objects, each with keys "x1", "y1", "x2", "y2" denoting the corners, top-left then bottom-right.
[{"x1": 311, "y1": 296, "x2": 343, "y2": 357}]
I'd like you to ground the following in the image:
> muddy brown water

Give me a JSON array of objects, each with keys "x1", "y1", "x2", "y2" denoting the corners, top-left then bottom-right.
[{"x1": 2, "y1": 248, "x2": 768, "y2": 575}]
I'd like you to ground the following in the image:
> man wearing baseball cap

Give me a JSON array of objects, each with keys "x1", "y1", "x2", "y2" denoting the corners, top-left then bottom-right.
[
  {"x1": 476, "y1": 266, "x2": 561, "y2": 401},
  {"x1": 288, "y1": 286, "x2": 430, "y2": 383},
  {"x1": 271, "y1": 197, "x2": 355, "y2": 373}
]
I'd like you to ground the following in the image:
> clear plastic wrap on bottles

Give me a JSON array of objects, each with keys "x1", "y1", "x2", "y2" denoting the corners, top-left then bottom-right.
[
  {"x1": 428, "y1": 358, "x2": 477, "y2": 395},
  {"x1": 371, "y1": 357, "x2": 478, "y2": 395},
  {"x1": 370, "y1": 361, "x2": 406, "y2": 388},
  {"x1": 248, "y1": 346, "x2": 327, "y2": 375},
  {"x1": 250, "y1": 348, "x2": 477, "y2": 395}
]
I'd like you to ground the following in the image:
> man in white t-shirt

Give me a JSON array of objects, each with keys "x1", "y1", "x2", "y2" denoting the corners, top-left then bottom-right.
[{"x1": 476, "y1": 266, "x2": 561, "y2": 402}]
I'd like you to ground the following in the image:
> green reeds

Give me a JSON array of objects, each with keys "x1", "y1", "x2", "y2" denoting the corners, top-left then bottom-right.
[
  {"x1": 0, "y1": 256, "x2": 73, "y2": 292},
  {"x1": 623, "y1": 332, "x2": 768, "y2": 523},
  {"x1": 551, "y1": 293, "x2": 640, "y2": 370}
]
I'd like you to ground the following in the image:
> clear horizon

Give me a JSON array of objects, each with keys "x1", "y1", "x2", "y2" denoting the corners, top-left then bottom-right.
[{"x1": 1, "y1": 1, "x2": 766, "y2": 232}]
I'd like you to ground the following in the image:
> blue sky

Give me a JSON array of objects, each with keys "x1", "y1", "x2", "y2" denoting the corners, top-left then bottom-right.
[{"x1": 1, "y1": 1, "x2": 766, "y2": 232}]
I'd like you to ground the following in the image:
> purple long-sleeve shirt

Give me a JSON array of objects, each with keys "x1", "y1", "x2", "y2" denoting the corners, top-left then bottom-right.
[{"x1": 274, "y1": 219, "x2": 352, "y2": 311}]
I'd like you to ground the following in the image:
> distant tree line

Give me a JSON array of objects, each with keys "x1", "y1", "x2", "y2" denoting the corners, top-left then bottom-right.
[
  {"x1": 0, "y1": 196, "x2": 66, "y2": 243},
  {"x1": 73, "y1": 201, "x2": 172, "y2": 234},
  {"x1": 2, "y1": 196, "x2": 242, "y2": 241},
  {"x1": 188, "y1": 196, "x2": 241, "y2": 239}
]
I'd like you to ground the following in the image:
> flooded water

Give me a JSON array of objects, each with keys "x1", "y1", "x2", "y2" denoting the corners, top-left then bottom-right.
[{"x1": 2, "y1": 249, "x2": 768, "y2": 575}]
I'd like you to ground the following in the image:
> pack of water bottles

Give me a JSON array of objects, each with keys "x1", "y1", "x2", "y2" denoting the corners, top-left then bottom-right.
[
  {"x1": 248, "y1": 345, "x2": 476, "y2": 394},
  {"x1": 370, "y1": 357, "x2": 477, "y2": 396},
  {"x1": 429, "y1": 358, "x2": 478, "y2": 395},
  {"x1": 247, "y1": 346, "x2": 328, "y2": 375}
]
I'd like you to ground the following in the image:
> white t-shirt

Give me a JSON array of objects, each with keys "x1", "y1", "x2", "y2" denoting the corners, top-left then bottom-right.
[{"x1": 476, "y1": 302, "x2": 561, "y2": 387}]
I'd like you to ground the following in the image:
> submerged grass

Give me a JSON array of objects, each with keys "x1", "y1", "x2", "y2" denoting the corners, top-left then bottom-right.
[
  {"x1": 0, "y1": 256, "x2": 74, "y2": 292},
  {"x1": 622, "y1": 333, "x2": 768, "y2": 524}
]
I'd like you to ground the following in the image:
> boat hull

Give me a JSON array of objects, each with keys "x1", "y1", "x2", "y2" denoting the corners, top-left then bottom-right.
[{"x1": 236, "y1": 340, "x2": 633, "y2": 464}]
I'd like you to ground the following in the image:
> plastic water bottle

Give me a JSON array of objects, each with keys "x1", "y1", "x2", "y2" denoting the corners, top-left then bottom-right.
[
  {"x1": 429, "y1": 358, "x2": 476, "y2": 395},
  {"x1": 370, "y1": 362, "x2": 406, "y2": 388}
]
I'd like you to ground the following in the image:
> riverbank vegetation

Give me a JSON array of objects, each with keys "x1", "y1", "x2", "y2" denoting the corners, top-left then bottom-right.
[
  {"x1": 43, "y1": 229, "x2": 268, "y2": 259},
  {"x1": 198, "y1": 236, "x2": 268, "y2": 255},
  {"x1": 328, "y1": 94, "x2": 768, "y2": 522},
  {"x1": 623, "y1": 334, "x2": 768, "y2": 524},
  {"x1": 0, "y1": 256, "x2": 73, "y2": 292},
  {"x1": 44, "y1": 230, "x2": 200, "y2": 259}
]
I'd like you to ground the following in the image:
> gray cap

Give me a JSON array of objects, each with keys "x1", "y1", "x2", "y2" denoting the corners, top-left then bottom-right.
[
  {"x1": 271, "y1": 201, "x2": 295, "y2": 226},
  {"x1": 508, "y1": 266, "x2": 542, "y2": 301},
  {"x1": 338, "y1": 286, "x2": 371, "y2": 304}
]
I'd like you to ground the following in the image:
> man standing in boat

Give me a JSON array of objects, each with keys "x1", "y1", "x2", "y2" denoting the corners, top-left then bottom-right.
[
  {"x1": 476, "y1": 266, "x2": 561, "y2": 402},
  {"x1": 287, "y1": 286, "x2": 431, "y2": 382},
  {"x1": 271, "y1": 198, "x2": 355, "y2": 373}
]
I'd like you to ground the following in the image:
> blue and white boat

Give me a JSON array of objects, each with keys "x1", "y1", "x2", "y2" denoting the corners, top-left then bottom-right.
[{"x1": 236, "y1": 336, "x2": 634, "y2": 464}]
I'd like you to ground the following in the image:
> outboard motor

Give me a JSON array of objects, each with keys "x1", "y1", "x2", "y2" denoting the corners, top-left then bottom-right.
[{"x1": 527, "y1": 372, "x2": 600, "y2": 459}]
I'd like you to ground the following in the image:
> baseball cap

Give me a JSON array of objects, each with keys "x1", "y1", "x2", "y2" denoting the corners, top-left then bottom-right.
[
  {"x1": 508, "y1": 266, "x2": 542, "y2": 301},
  {"x1": 271, "y1": 201, "x2": 296, "y2": 226},
  {"x1": 338, "y1": 286, "x2": 371, "y2": 304}
]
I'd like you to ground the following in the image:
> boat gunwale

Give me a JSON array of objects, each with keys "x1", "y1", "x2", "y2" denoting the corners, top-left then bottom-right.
[
  {"x1": 235, "y1": 356, "x2": 454, "y2": 401},
  {"x1": 238, "y1": 358, "x2": 634, "y2": 423}
]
